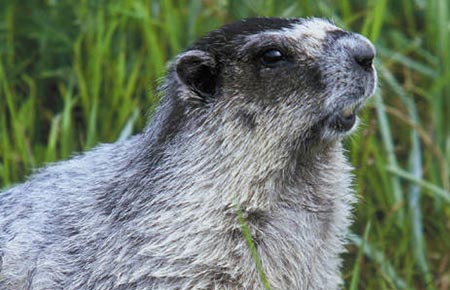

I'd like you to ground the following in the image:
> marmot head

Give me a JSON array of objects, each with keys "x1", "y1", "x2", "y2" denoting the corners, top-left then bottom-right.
[{"x1": 165, "y1": 17, "x2": 377, "y2": 151}]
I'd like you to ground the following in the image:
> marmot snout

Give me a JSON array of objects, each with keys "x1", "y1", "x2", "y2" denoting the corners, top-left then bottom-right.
[{"x1": 0, "y1": 18, "x2": 376, "y2": 290}]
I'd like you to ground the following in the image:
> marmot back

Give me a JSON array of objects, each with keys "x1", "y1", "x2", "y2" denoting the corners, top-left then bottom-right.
[{"x1": 0, "y1": 18, "x2": 377, "y2": 290}]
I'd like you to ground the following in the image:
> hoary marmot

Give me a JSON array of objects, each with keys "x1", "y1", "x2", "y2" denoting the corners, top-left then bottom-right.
[{"x1": 0, "y1": 17, "x2": 377, "y2": 290}]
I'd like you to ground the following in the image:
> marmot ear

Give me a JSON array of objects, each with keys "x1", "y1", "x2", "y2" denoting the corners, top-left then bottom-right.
[{"x1": 175, "y1": 50, "x2": 218, "y2": 101}]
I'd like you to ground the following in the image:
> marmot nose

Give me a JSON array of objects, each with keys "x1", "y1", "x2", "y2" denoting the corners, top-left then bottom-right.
[
  {"x1": 353, "y1": 48, "x2": 374, "y2": 70},
  {"x1": 350, "y1": 35, "x2": 375, "y2": 71}
]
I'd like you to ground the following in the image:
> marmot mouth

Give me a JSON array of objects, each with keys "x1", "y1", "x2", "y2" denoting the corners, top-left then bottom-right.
[
  {"x1": 330, "y1": 111, "x2": 357, "y2": 132},
  {"x1": 327, "y1": 102, "x2": 361, "y2": 132}
]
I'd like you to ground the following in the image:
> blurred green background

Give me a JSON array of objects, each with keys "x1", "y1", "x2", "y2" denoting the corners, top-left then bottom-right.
[{"x1": 1, "y1": 0, "x2": 449, "y2": 289}]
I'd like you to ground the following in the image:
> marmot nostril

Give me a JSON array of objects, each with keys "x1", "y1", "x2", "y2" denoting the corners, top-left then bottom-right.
[
  {"x1": 353, "y1": 45, "x2": 375, "y2": 70},
  {"x1": 354, "y1": 54, "x2": 374, "y2": 69}
]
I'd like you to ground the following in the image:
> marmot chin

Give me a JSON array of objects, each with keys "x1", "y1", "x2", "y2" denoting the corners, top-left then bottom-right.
[{"x1": 0, "y1": 17, "x2": 377, "y2": 290}]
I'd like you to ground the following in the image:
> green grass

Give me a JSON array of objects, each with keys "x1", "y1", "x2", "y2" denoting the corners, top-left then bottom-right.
[
  {"x1": 235, "y1": 204, "x2": 272, "y2": 290},
  {"x1": 1, "y1": 1, "x2": 450, "y2": 289}
]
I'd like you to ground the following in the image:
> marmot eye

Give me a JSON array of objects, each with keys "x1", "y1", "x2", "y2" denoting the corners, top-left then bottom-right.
[{"x1": 261, "y1": 49, "x2": 284, "y2": 66}]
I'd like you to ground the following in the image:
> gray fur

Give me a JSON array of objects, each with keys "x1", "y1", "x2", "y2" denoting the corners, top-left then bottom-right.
[{"x1": 0, "y1": 18, "x2": 376, "y2": 289}]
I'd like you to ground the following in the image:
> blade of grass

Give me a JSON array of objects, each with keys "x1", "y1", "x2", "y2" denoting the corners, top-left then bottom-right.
[
  {"x1": 348, "y1": 232, "x2": 408, "y2": 289},
  {"x1": 349, "y1": 220, "x2": 372, "y2": 290},
  {"x1": 369, "y1": 0, "x2": 387, "y2": 42},
  {"x1": 60, "y1": 79, "x2": 75, "y2": 159},
  {"x1": 378, "y1": 47, "x2": 438, "y2": 78},
  {"x1": 118, "y1": 108, "x2": 140, "y2": 142},
  {"x1": 408, "y1": 119, "x2": 435, "y2": 289},
  {"x1": 436, "y1": 0, "x2": 450, "y2": 135},
  {"x1": 161, "y1": 0, "x2": 182, "y2": 55},
  {"x1": 235, "y1": 205, "x2": 271, "y2": 290},
  {"x1": 339, "y1": 0, "x2": 352, "y2": 23},
  {"x1": 386, "y1": 166, "x2": 450, "y2": 203},
  {"x1": 4, "y1": 2, "x2": 15, "y2": 66},
  {"x1": 373, "y1": 89, "x2": 405, "y2": 223},
  {"x1": 380, "y1": 59, "x2": 436, "y2": 289},
  {"x1": 405, "y1": 94, "x2": 435, "y2": 290},
  {"x1": 0, "y1": 57, "x2": 33, "y2": 178},
  {"x1": 45, "y1": 114, "x2": 61, "y2": 162},
  {"x1": 0, "y1": 113, "x2": 12, "y2": 186}
]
